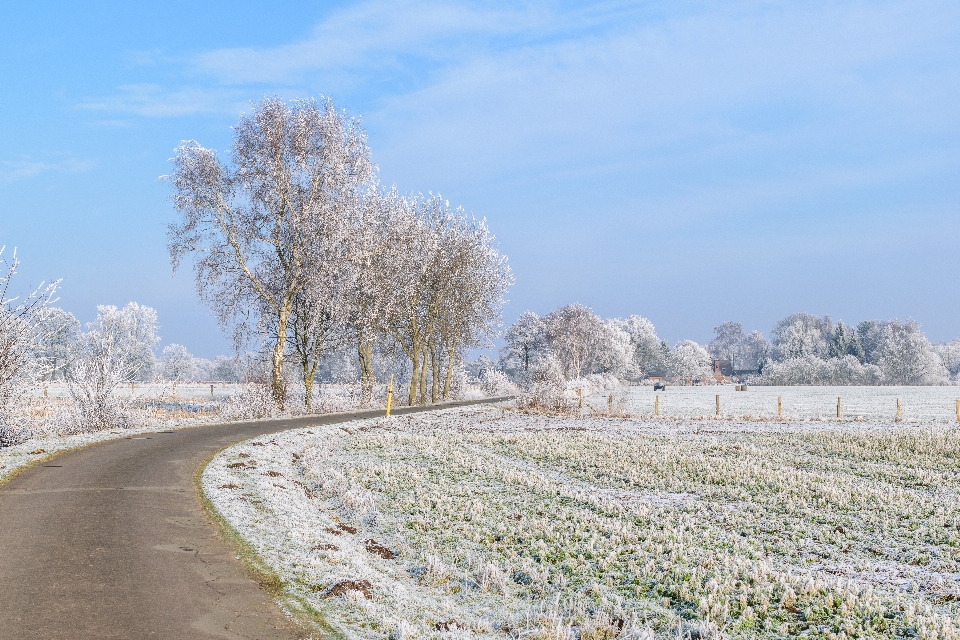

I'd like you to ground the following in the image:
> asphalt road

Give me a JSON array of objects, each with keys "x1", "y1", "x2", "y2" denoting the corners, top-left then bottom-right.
[{"x1": 0, "y1": 398, "x2": 509, "y2": 640}]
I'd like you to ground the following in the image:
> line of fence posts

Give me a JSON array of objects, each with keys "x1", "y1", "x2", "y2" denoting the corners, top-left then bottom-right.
[{"x1": 646, "y1": 392, "x2": 960, "y2": 421}]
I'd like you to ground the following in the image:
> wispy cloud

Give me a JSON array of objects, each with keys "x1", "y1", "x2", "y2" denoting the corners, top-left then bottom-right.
[
  {"x1": 77, "y1": 84, "x2": 248, "y2": 117},
  {"x1": 0, "y1": 156, "x2": 95, "y2": 183}
]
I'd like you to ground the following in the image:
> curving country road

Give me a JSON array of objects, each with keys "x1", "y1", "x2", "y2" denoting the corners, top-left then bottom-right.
[{"x1": 0, "y1": 398, "x2": 508, "y2": 640}]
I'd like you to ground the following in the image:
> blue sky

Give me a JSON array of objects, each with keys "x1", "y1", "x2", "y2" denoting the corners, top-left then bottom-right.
[{"x1": 1, "y1": 0, "x2": 958, "y2": 357}]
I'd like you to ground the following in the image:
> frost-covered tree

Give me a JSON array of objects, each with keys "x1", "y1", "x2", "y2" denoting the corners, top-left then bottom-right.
[
  {"x1": 827, "y1": 320, "x2": 864, "y2": 362},
  {"x1": 289, "y1": 281, "x2": 349, "y2": 410},
  {"x1": 757, "y1": 355, "x2": 883, "y2": 386},
  {"x1": 377, "y1": 192, "x2": 511, "y2": 405},
  {"x1": 210, "y1": 355, "x2": 241, "y2": 382},
  {"x1": 856, "y1": 320, "x2": 887, "y2": 365},
  {"x1": 877, "y1": 319, "x2": 948, "y2": 385},
  {"x1": 160, "y1": 343, "x2": 195, "y2": 383},
  {"x1": 166, "y1": 96, "x2": 375, "y2": 409},
  {"x1": 32, "y1": 306, "x2": 80, "y2": 381},
  {"x1": 771, "y1": 313, "x2": 832, "y2": 361},
  {"x1": 670, "y1": 340, "x2": 712, "y2": 381},
  {"x1": 708, "y1": 321, "x2": 745, "y2": 369},
  {"x1": 89, "y1": 302, "x2": 160, "y2": 382},
  {"x1": 603, "y1": 320, "x2": 638, "y2": 379},
  {"x1": 933, "y1": 339, "x2": 960, "y2": 380},
  {"x1": 742, "y1": 330, "x2": 771, "y2": 373},
  {"x1": 542, "y1": 304, "x2": 609, "y2": 380},
  {"x1": 503, "y1": 311, "x2": 546, "y2": 377},
  {"x1": 86, "y1": 303, "x2": 160, "y2": 382},
  {"x1": 608, "y1": 315, "x2": 664, "y2": 377}
]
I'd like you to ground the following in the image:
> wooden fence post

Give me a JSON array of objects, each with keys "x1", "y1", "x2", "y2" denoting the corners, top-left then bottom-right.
[
  {"x1": 837, "y1": 396, "x2": 841, "y2": 419},
  {"x1": 896, "y1": 398, "x2": 901, "y2": 421},
  {"x1": 715, "y1": 394, "x2": 720, "y2": 417},
  {"x1": 777, "y1": 396, "x2": 782, "y2": 418},
  {"x1": 655, "y1": 395, "x2": 659, "y2": 417},
  {"x1": 608, "y1": 393, "x2": 613, "y2": 415}
]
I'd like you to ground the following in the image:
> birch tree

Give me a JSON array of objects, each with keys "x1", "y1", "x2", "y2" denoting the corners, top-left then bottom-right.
[{"x1": 166, "y1": 96, "x2": 374, "y2": 409}]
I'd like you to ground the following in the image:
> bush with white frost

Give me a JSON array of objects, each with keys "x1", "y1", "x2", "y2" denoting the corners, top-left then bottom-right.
[{"x1": 754, "y1": 355, "x2": 884, "y2": 386}]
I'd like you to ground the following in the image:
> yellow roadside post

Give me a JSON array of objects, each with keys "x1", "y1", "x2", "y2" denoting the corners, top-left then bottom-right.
[
  {"x1": 608, "y1": 393, "x2": 613, "y2": 415},
  {"x1": 777, "y1": 396, "x2": 782, "y2": 418},
  {"x1": 896, "y1": 398, "x2": 902, "y2": 421},
  {"x1": 654, "y1": 395, "x2": 659, "y2": 417},
  {"x1": 837, "y1": 396, "x2": 841, "y2": 419},
  {"x1": 715, "y1": 394, "x2": 720, "y2": 417},
  {"x1": 385, "y1": 375, "x2": 394, "y2": 417}
]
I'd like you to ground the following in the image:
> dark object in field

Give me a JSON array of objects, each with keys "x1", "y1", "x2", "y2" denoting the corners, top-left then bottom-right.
[
  {"x1": 219, "y1": 483, "x2": 239, "y2": 489},
  {"x1": 364, "y1": 538, "x2": 395, "y2": 559},
  {"x1": 435, "y1": 621, "x2": 464, "y2": 631},
  {"x1": 263, "y1": 470, "x2": 283, "y2": 477},
  {"x1": 311, "y1": 543, "x2": 338, "y2": 551},
  {"x1": 653, "y1": 381, "x2": 666, "y2": 391},
  {"x1": 317, "y1": 579, "x2": 372, "y2": 599},
  {"x1": 337, "y1": 522, "x2": 357, "y2": 534},
  {"x1": 226, "y1": 462, "x2": 247, "y2": 469},
  {"x1": 511, "y1": 570, "x2": 533, "y2": 585}
]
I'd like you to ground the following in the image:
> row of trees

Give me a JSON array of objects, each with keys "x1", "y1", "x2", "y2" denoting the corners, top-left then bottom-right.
[
  {"x1": 500, "y1": 306, "x2": 959, "y2": 387},
  {"x1": 500, "y1": 304, "x2": 715, "y2": 386},
  {"x1": 167, "y1": 96, "x2": 512, "y2": 410},
  {"x1": 30, "y1": 303, "x2": 247, "y2": 384}
]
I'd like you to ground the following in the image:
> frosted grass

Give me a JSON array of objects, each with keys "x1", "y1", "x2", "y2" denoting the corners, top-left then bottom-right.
[{"x1": 203, "y1": 405, "x2": 960, "y2": 640}]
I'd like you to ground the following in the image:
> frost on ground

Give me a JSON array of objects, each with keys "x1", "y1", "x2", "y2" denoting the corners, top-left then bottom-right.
[{"x1": 202, "y1": 405, "x2": 960, "y2": 640}]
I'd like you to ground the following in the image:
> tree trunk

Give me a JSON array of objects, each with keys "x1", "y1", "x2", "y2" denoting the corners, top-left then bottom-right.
[
  {"x1": 408, "y1": 344, "x2": 420, "y2": 406},
  {"x1": 302, "y1": 358, "x2": 318, "y2": 410},
  {"x1": 303, "y1": 368, "x2": 313, "y2": 410},
  {"x1": 272, "y1": 307, "x2": 291, "y2": 411},
  {"x1": 357, "y1": 339, "x2": 374, "y2": 405},
  {"x1": 419, "y1": 349, "x2": 428, "y2": 405},
  {"x1": 443, "y1": 343, "x2": 457, "y2": 400},
  {"x1": 430, "y1": 342, "x2": 439, "y2": 403}
]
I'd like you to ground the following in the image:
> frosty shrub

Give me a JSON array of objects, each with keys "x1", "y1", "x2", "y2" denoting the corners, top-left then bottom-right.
[
  {"x1": 567, "y1": 372, "x2": 620, "y2": 396},
  {"x1": 754, "y1": 355, "x2": 884, "y2": 386},
  {"x1": 66, "y1": 304, "x2": 160, "y2": 432},
  {"x1": 519, "y1": 356, "x2": 575, "y2": 414},
  {"x1": 221, "y1": 383, "x2": 278, "y2": 420},
  {"x1": 68, "y1": 358, "x2": 129, "y2": 431},
  {"x1": 0, "y1": 248, "x2": 58, "y2": 444},
  {"x1": 478, "y1": 368, "x2": 517, "y2": 397}
]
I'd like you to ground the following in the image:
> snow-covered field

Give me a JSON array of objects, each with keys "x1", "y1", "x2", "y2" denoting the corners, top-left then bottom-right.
[
  {"x1": 202, "y1": 403, "x2": 960, "y2": 640},
  {"x1": 596, "y1": 385, "x2": 960, "y2": 423}
]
